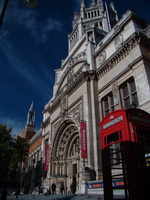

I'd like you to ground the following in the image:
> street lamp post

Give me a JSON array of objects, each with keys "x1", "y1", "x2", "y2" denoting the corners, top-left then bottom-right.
[
  {"x1": 0, "y1": 0, "x2": 9, "y2": 27},
  {"x1": 0, "y1": 0, "x2": 38, "y2": 27},
  {"x1": 23, "y1": 0, "x2": 38, "y2": 8}
]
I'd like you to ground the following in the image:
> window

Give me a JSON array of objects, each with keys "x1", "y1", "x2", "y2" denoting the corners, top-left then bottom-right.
[
  {"x1": 105, "y1": 130, "x2": 122, "y2": 145},
  {"x1": 107, "y1": 132, "x2": 119, "y2": 144},
  {"x1": 85, "y1": 13, "x2": 87, "y2": 19},
  {"x1": 100, "y1": 21, "x2": 102, "y2": 28},
  {"x1": 120, "y1": 78, "x2": 138, "y2": 108},
  {"x1": 102, "y1": 93, "x2": 114, "y2": 117}
]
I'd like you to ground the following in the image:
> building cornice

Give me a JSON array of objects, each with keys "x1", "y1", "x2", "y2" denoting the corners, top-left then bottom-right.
[
  {"x1": 97, "y1": 32, "x2": 141, "y2": 79},
  {"x1": 95, "y1": 10, "x2": 147, "y2": 57}
]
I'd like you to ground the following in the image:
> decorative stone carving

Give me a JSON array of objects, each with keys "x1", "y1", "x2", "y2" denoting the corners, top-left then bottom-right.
[
  {"x1": 97, "y1": 33, "x2": 140, "y2": 79},
  {"x1": 68, "y1": 51, "x2": 86, "y2": 67},
  {"x1": 67, "y1": 68, "x2": 74, "y2": 83},
  {"x1": 143, "y1": 25, "x2": 150, "y2": 38},
  {"x1": 89, "y1": 70, "x2": 97, "y2": 80},
  {"x1": 68, "y1": 105, "x2": 81, "y2": 122},
  {"x1": 98, "y1": 51, "x2": 106, "y2": 65},
  {"x1": 88, "y1": 33, "x2": 93, "y2": 42},
  {"x1": 114, "y1": 34, "x2": 123, "y2": 49},
  {"x1": 74, "y1": 108, "x2": 80, "y2": 120},
  {"x1": 60, "y1": 97, "x2": 67, "y2": 112},
  {"x1": 52, "y1": 120, "x2": 61, "y2": 135}
]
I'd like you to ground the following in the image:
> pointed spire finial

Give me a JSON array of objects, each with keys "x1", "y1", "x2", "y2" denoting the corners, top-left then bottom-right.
[
  {"x1": 81, "y1": 0, "x2": 86, "y2": 9},
  {"x1": 91, "y1": 0, "x2": 96, "y2": 6},
  {"x1": 29, "y1": 101, "x2": 34, "y2": 111},
  {"x1": 27, "y1": 101, "x2": 35, "y2": 126}
]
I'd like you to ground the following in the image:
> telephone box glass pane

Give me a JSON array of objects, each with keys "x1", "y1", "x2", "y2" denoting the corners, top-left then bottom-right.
[
  {"x1": 108, "y1": 141, "x2": 127, "y2": 198},
  {"x1": 107, "y1": 132, "x2": 119, "y2": 144},
  {"x1": 139, "y1": 129, "x2": 150, "y2": 168}
]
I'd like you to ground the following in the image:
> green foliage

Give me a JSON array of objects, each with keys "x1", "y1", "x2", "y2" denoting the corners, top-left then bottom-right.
[
  {"x1": 0, "y1": 124, "x2": 29, "y2": 181},
  {"x1": 13, "y1": 136, "x2": 29, "y2": 163},
  {"x1": 0, "y1": 125, "x2": 12, "y2": 180}
]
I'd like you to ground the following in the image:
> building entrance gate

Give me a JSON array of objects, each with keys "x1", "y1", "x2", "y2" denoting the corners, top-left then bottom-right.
[
  {"x1": 51, "y1": 120, "x2": 80, "y2": 192},
  {"x1": 100, "y1": 108, "x2": 150, "y2": 200}
]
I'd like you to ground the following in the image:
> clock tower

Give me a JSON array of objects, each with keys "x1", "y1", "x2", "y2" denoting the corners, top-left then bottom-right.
[{"x1": 24, "y1": 102, "x2": 35, "y2": 140}]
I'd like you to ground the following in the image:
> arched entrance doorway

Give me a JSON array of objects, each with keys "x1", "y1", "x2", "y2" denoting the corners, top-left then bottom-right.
[{"x1": 51, "y1": 119, "x2": 80, "y2": 193}]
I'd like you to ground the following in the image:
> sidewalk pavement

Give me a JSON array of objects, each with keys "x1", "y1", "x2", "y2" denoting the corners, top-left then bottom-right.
[{"x1": 7, "y1": 194, "x2": 103, "y2": 200}]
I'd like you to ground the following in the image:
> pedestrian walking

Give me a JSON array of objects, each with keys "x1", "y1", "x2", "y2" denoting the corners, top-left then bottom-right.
[
  {"x1": 70, "y1": 182, "x2": 76, "y2": 194},
  {"x1": 60, "y1": 182, "x2": 64, "y2": 194},
  {"x1": 51, "y1": 182, "x2": 56, "y2": 194}
]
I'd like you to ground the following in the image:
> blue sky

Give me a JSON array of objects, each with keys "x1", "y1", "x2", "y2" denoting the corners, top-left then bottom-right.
[{"x1": 0, "y1": 0, "x2": 150, "y2": 136}]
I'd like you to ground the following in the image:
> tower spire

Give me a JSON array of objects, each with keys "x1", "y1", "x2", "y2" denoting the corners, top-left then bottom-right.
[
  {"x1": 23, "y1": 101, "x2": 35, "y2": 140},
  {"x1": 97, "y1": 0, "x2": 103, "y2": 6},
  {"x1": 27, "y1": 101, "x2": 35, "y2": 126},
  {"x1": 91, "y1": 0, "x2": 96, "y2": 6}
]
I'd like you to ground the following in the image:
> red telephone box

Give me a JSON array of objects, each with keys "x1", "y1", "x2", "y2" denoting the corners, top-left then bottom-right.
[{"x1": 100, "y1": 108, "x2": 150, "y2": 200}]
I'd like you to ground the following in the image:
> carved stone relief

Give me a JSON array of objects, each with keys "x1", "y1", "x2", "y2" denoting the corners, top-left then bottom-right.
[
  {"x1": 67, "y1": 68, "x2": 74, "y2": 83},
  {"x1": 68, "y1": 51, "x2": 86, "y2": 68},
  {"x1": 60, "y1": 96, "x2": 67, "y2": 112},
  {"x1": 98, "y1": 51, "x2": 106, "y2": 65},
  {"x1": 97, "y1": 35, "x2": 139, "y2": 79},
  {"x1": 88, "y1": 33, "x2": 94, "y2": 42},
  {"x1": 68, "y1": 104, "x2": 81, "y2": 122},
  {"x1": 114, "y1": 34, "x2": 123, "y2": 49},
  {"x1": 52, "y1": 120, "x2": 61, "y2": 135},
  {"x1": 143, "y1": 25, "x2": 150, "y2": 38}
]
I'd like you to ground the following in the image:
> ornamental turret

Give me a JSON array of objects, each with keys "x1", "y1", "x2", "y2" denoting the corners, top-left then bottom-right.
[{"x1": 68, "y1": 0, "x2": 119, "y2": 52}]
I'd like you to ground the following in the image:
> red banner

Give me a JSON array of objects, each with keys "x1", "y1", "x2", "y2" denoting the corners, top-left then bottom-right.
[
  {"x1": 80, "y1": 122, "x2": 87, "y2": 158},
  {"x1": 44, "y1": 144, "x2": 50, "y2": 171}
]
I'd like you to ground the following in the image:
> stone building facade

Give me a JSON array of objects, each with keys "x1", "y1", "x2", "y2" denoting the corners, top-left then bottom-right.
[{"x1": 27, "y1": 0, "x2": 150, "y2": 194}]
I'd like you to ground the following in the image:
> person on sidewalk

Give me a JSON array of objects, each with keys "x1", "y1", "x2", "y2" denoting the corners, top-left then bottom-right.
[
  {"x1": 60, "y1": 182, "x2": 64, "y2": 194},
  {"x1": 51, "y1": 183, "x2": 56, "y2": 194},
  {"x1": 70, "y1": 182, "x2": 76, "y2": 194}
]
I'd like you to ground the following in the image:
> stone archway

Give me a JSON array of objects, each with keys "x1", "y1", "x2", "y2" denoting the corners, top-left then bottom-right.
[{"x1": 51, "y1": 119, "x2": 80, "y2": 192}]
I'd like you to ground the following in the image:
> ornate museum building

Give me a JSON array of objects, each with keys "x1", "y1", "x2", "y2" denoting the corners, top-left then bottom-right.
[{"x1": 25, "y1": 0, "x2": 150, "y2": 195}]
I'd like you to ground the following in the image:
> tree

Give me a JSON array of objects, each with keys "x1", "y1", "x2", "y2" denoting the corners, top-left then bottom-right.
[
  {"x1": 12, "y1": 136, "x2": 29, "y2": 166},
  {"x1": 0, "y1": 124, "x2": 29, "y2": 183},
  {"x1": 0, "y1": 125, "x2": 12, "y2": 181}
]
